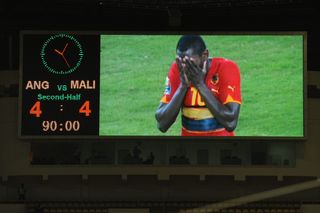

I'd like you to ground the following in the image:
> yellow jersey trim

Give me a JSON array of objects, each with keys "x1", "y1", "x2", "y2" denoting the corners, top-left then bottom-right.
[
  {"x1": 161, "y1": 96, "x2": 169, "y2": 104},
  {"x1": 182, "y1": 107, "x2": 214, "y2": 120},
  {"x1": 223, "y1": 94, "x2": 242, "y2": 105}
]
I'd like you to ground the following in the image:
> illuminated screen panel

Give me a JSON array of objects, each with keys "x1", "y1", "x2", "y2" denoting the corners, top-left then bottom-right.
[
  {"x1": 20, "y1": 33, "x2": 100, "y2": 136},
  {"x1": 19, "y1": 31, "x2": 306, "y2": 139}
]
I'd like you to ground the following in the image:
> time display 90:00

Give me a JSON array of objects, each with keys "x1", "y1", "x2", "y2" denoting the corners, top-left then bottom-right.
[{"x1": 42, "y1": 120, "x2": 80, "y2": 132}]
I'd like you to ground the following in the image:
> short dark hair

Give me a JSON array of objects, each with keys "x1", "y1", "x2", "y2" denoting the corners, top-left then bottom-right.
[{"x1": 176, "y1": 35, "x2": 206, "y2": 56}]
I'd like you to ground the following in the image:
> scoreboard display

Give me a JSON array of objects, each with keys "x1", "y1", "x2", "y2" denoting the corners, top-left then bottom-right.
[
  {"x1": 19, "y1": 31, "x2": 306, "y2": 139},
  {"x1": 20, "y1": 33, "x2": 100, "y2": 136}
]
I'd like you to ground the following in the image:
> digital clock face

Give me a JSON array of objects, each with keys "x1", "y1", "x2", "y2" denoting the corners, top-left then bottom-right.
[{"x1": 20, "y1": 33, "x2": 100, "y2": 137}]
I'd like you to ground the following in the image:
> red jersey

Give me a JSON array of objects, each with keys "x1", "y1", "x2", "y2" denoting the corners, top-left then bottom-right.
[{"x1": 160, "y1": 57, "x2": 242, "y2": 136}]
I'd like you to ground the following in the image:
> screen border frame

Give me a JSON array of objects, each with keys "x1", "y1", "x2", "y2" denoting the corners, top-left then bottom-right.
[{"x1": 18, "y1": 30, "x2": 308, "y2": 141}]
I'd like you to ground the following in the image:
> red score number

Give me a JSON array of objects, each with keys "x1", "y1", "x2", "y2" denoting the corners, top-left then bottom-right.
[
  {"x1": 29, "y1": 101, "x2": 92, "y2": 117},
  {"x1": 79, "y1": 101, "x2": 91, "y2": 116},
  {"x1": 29, "y1": 101, "x2": 42, "y2": 117}
]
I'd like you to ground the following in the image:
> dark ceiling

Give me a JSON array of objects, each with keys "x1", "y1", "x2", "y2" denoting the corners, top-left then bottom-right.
[{"x1": 0, "y1": 0, "x2": 318, "y2": 30}]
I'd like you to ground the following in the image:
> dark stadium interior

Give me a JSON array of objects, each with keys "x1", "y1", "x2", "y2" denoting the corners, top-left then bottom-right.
[{"x1": 1, "y1": 0, "x2": 320, "y2": 213}]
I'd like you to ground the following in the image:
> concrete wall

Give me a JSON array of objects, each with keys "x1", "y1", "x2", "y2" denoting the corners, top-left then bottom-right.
[
  {"x1": 301, "y1": 204, "x2": 320, "y2": 213},
  {"x1": 109, "y1": 209, "x2": 149, "y2": 213},
  {"x1": 0, "y1": 204, "x2": 25, "y2": 213}
]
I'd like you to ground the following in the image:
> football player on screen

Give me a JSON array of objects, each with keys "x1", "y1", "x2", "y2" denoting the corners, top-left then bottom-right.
[{"x1": 155, "y1": 35, "x2": 242, "y2": 136}]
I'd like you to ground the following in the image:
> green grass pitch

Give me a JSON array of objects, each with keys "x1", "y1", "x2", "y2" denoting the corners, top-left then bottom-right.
[{"x1": 99, "y1": 34, "x2": 304, "y2": 137}]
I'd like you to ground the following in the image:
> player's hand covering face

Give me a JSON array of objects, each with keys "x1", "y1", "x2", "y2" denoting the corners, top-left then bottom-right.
[
  {"x1": 176, "y1": 56, "x2": 190, "y2": 87},
  {"x1": 184, "y1": 56, "x2": 206, "y2": 87}
]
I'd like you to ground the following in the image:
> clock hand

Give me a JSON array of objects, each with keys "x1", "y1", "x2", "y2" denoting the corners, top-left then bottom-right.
[
  {"x1": 53, "y1": 43, "x2": 70, "y2": 68},
  {"x1": 54, "y1": 49, "x2": 63, "y2": 55},
  {"x1": 61, "y1": 55, "x2": 70, "y2": 68},
  {"x1": 61, "y1": 43, "x2": 69, "y2": 54},
  {"x1": 54, "y1": 43, "x2": 69, "y2": 55}
]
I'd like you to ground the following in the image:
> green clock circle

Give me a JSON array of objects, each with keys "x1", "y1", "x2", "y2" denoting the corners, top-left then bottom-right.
[{"x1": 40, "y1": 34, "x2": 84, "y2": 75}]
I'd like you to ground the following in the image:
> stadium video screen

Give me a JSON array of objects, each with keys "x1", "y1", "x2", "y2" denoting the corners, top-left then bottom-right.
[{"x1": 19, "y1": 31, "x2": 306, "y2": 139}]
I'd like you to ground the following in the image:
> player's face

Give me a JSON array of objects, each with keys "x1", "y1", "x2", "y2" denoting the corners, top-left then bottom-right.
[{"x1": 176, "y1": 48, "x2": 208, "y2": 69}]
